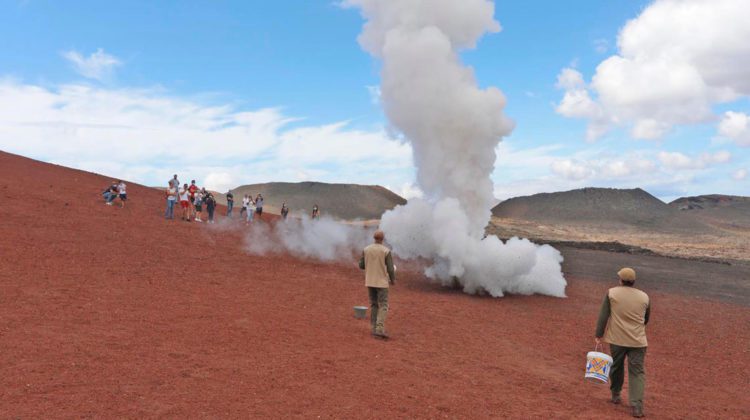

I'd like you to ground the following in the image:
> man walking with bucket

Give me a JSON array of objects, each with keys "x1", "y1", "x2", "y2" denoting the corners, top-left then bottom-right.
[
  {"x1": 359, "y1": 230, "x2": 395, "y2": 339},
  {"x1": 595, "y1": 267, "x2": 651, "y2": 418}
]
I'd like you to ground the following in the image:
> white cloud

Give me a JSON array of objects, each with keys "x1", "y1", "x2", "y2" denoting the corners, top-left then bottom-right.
[
  {"x1": 395, "y1": 183, "x2": 423, "y2": 200},
  {"x1": 593, "y1": 38, "x2": 609, "y2": 54},
  {"x1": 61, "y1": 48, "x2": 122, "y2": 81},
  {"x1": 550, "y1": 159, "x2": 593, "y2": 180},
  {"x1": 555, "y1": 68, "x2": 585, "y2": 90},
  {"x1": 658, "y1": 150, "x2": 731, "y2": 170},
  {"x1": 203, "y1": 172, "x2": 236, "y2": 192},
  {"x1": 555, "y1": 0, "x2": 750, "y2": 140},
  {"x1": 550, "y1": 155, "x2": 657, "y2": 181},
  {"x1": 733, "y1": 168, "x2": 747, "y2": 180},
  {"x1": 0, "y1": 80, "x2": 413, "y2": 190},
  {"x1": 718, "y1": 111, "x2": 750, "y2": 146}
]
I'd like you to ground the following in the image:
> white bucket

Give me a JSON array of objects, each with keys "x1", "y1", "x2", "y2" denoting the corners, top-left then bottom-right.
[
  {"x1": 585, "y1": 348, "x2": 613, "y2": 383},
  {"x1": 353, "y1": 306, "x2": 368, "y2": 319}
]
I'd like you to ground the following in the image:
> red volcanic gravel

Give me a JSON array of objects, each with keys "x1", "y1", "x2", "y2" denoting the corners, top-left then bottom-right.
[{"x1": 1, "y1": 151, "x2": 748, "y2": 418}]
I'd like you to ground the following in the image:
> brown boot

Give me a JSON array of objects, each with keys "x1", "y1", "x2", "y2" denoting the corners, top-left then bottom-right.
[
  {"x1": 610, "y1": 394, "x2": 621, "y2": 404},
  {"x1": 372, "y1": 330, "x2": 389, "y2": 339},
  {"x1": 631, "y1": 406, "x2": 644, "y2": 418}
]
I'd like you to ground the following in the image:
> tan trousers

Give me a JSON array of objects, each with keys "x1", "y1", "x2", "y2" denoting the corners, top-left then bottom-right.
[{"x1": 368, "y1": 287, "x2": 389, "y2": 334}]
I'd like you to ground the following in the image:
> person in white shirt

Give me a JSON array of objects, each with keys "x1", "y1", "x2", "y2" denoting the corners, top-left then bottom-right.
[
  {"x1": 246, "y1": 195, "x2": 255, "y2": 224},
  {"x1": 117, "y1": 181, "x2": 127, "y2": 208},
  {"x1": 165, "y1": 183, "x2": 177, "y2": 220},
  {"x1": 194, "y1": 189, "x2": 204, "y2": 222},
  {"x1": 179, "y1": 184, "x2": 190, "y2": 221},
  {"x1": 240, "y1": 195, "x2": 249, "y2": 218}
]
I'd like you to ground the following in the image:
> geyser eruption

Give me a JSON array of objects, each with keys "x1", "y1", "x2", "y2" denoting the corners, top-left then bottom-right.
[{"x1": 347, "y1": 0, "x2": 567, "y2": 297}]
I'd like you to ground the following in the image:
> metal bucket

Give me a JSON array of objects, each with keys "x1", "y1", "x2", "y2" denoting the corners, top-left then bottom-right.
[{"x1": 353, "y1": 306, "x2": 368, "y2": 319}]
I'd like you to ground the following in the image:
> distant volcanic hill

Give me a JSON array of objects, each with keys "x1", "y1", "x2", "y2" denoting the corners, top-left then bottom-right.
[
  {"x1": 226, "y1": 182, "x2": 406, "y2": 220},
  {"x1": 670, "y1": 195, "x2": 750, "y2": 229},
  {"x1": 492, "y1": 187, "x2": 711, "y2": 233}
]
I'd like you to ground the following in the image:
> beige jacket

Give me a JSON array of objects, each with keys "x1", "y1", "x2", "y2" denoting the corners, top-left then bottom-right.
[
  {"x1": 596, "y1": 286, "x2": 651, "y2": 348},
  {"x1": 359, "y1": 243, "x2": 395, "y2": 288}
]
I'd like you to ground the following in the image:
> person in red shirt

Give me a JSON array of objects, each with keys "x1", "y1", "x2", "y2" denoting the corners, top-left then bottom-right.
[{"x1": 188, "y1": 180, "x2": 199, "y2": 220}]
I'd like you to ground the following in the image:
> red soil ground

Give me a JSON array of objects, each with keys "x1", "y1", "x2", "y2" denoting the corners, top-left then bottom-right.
[{"x1": 0, "y1": 150, "x2": 748, "y2": 418}]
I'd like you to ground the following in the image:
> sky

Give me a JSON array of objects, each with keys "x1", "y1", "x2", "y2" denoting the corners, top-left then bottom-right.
[{"x1": 0, "y1": 0, "x2": 747, "y2": 202}]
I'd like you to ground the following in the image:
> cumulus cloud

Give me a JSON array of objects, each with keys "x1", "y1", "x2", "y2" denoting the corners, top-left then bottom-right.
[
  {"x1": 203, "y1": 172, "x2": 236, "y2": 192},
  {"x1": 61, "y1": 48, "x2": 122, "y2": 81},
  {"x1": 555, "y1": 0, "x2": 750, "y2": 140},
  {"x1": 0, "y1": 80, "x2": 413, "y2": 189},
  {"x1": 550, "y1": 155, "x2": 657, "y2": 181},
  {"x1": 550, "y1": 159, "x2": 593, "y2": 180},
  {"x1": 718, "y1": 111, "x2": 750, "y2": 146},
  {"x1": 658, "y1": 150, "x2": 731, "y2": 170}
]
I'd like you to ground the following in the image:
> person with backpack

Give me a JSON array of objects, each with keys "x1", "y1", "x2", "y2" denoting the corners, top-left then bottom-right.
[
  {"x1": 205, "y1": 192, "x2": 216, "y2": 223},
  {"x1": 226, "y1": 190, "x2": 234, "y2": 217}
]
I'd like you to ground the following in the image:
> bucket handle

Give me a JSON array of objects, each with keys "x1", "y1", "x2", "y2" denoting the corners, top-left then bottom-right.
[{"x1": 594, "y1": 343, "x2": 603, "y2": 352}]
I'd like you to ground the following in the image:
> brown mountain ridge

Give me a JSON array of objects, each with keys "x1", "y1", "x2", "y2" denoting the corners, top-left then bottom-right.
[{"x1": 491, "y1": 187, "x2": 713, "y2": 234}]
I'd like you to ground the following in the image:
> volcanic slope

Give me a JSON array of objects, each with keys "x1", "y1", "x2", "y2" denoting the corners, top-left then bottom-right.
[
  {"x1": 492, "y1": 187, "x2": 712, "y2": 233},
  {"x1": 670, "y1": 194, "x2": 750, "y2": 230},
  {"x1": 227, "y1": 181, "x2": 406, "y2": 220},
  {"x1": 0, "y1": 150, "x2": 748, "y2": 418}
]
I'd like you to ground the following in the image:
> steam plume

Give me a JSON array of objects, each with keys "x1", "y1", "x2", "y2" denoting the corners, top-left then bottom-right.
[
  {"x1": 347, "y1": 0, "x2": 567, "y2": 297},
  {"x1": 244, "y1": 217, "x2": 373, "y2": 262}
]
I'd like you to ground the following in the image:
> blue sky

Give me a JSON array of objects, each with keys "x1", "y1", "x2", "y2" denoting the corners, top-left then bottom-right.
[{"x1": 0, "y1": 0, "x2": 747, "y2": 202}]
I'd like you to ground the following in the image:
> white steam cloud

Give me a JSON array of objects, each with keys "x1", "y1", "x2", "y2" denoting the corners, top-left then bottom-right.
[
  {"x1": 244, "y1": 217, "x2": 373, "y2": 262},
  {"x1": 347, "y1": 0, "x2": 567, "y2": 297}
]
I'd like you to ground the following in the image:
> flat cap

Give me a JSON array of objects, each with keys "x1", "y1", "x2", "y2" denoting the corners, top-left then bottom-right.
[{"x1": 617, "y1": 267, "x2": 636, "y2": 281}]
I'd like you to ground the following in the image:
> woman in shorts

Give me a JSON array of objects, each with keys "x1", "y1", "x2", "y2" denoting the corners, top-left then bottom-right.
[
  {"x1": 179, "y1": 184, "x2": 191, "y2": 221},
  {"x1": 117, "y1": 180, "x2": 127, "y2": 208},
  {"x1": 194, "y1": 189, "x2": 204, "y2": 222}
]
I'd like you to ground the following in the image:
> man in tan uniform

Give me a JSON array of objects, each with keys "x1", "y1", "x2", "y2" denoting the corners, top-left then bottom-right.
[
  {"x1": 359, "y1": 230, "x2": 396, "y2": 339},
  {"x1": 595, "y1": 267, "x2": 651, "y2": 418}
]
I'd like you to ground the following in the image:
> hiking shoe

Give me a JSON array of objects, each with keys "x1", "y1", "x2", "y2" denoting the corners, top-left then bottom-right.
[
  {"x1": 372, "y1": 331, "x2": 389, "y2": 339},
  {"x1": 631, "y1": 406, "x2": 644, "y2": 418},
  {"x1": 610, "y1": 394, "x2": 622, "y2": 405}
]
